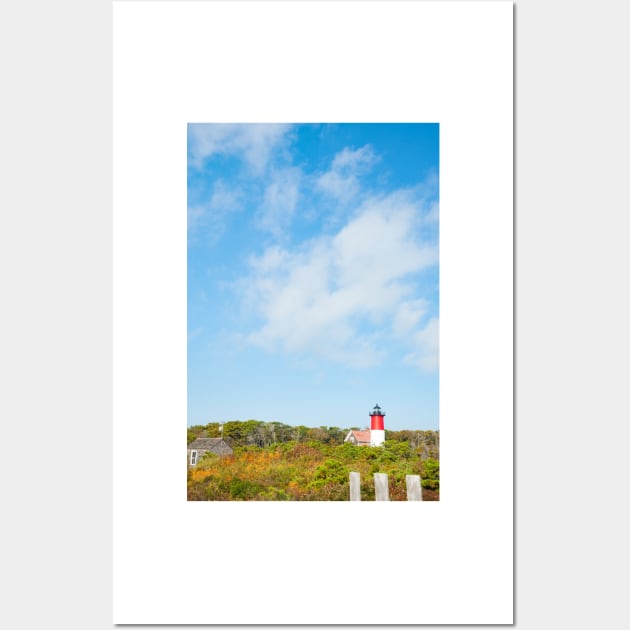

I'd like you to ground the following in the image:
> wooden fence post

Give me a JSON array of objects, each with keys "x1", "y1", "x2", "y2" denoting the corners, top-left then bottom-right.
[
  {"x1": 350, "y1": 472, "x2": 425, "y2": 501},
  {"x1": 349, "y1": 471, "x2": 361, "y2": 501},
  {"x1": 406, "y1": 474, "x2": 423, "y2": 501},
  {"x1": 374, "y1": 472, "x2": 390, "y2": 501}
]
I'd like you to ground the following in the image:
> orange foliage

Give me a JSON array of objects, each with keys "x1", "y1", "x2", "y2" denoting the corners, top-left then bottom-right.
[{"x1": 187, "y1": 442, "x2": 439, "y2": 501}]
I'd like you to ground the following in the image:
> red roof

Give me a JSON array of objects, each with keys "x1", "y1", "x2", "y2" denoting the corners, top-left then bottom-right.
[{"x1": 350, "y1": 430, "x2": 371, "y2": 444}]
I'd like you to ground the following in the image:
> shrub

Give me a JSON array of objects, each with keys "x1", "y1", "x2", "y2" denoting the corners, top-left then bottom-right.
[
  {"x1": 229, "y1": 478, "x2": 264, "y2": 500},
  {"x1": 421, "y1": 458, "x2": 440, "y2": 490}
]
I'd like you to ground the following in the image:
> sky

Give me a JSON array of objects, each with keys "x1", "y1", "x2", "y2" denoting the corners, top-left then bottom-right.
[{"x1": 188, "y1": 123, "x2": 439, "y2": 431}]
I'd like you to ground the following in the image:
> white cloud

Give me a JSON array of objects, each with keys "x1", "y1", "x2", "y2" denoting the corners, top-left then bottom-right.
[
  {"x1": 332, "y1": 145, "x2": 378, "y2": 171},
  {"x1": 187, "y1": 205, "x2": 206, "y2": 233},
  {"x1": 316, "y1": 145, "x2": 378, "y2": 203},
  {"x1": 317, "y1": 170, "x2": 359, "y2": 202},
  {"x1": 392, "y1": 299, "x2": 429, "y2": 336},
  {"x1": 241, "y1": 190, "x2": 438, "y2": 368},
  {"x1": 425, "y1": 200, "x2": 439, "y2": 223},
  {"x1": 188, "y1": 123, "x2": 293, "y2": 175},
  {"x1": 256, "y1": 167, "x2": 302, "y2": 238},
  {"x1": 404, "y1": 317, "x2": 439, "y2": 372},
  {"x1": 333, "y1": 191, "x2": 438, "y2": 287},
  {"x1": 208, "y1": 179, "x2": 242, "y2": 213},
  {"x1": 187, "y1": 179, "x2": 243, "y2": 245}
]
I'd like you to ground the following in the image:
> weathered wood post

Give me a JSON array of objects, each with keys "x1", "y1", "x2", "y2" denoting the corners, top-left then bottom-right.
[
  {"x1": 406, "y1": 474, "x2": 423, "y2": 501},
  {"x1": 349, "y1": 471, "x2": 361, "y2": 501},
  {"x1": 374, "y1": 472, "x2": 390, "y2": 501}
]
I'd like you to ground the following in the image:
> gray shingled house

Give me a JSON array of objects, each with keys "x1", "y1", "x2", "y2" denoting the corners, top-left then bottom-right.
[{"x1": 187, "y1": 437, "x2": 233, "y2": 466}]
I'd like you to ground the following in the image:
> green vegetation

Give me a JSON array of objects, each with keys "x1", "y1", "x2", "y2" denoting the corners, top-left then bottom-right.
[
  {"x1": 187, "y1": 420, "x2": 439, "y2": 501},
  {"x1": 188, "y1": 420, "x2": 439, "y2": 454}
]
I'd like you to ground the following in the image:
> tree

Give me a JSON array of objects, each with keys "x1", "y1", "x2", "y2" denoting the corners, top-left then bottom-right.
[{"x1": 421, "y1": 458, "x2": 440, "y2": 490}]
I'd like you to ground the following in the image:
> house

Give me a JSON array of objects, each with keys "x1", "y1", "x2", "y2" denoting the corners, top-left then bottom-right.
[
  {"x1": 187, "y1": 437, "x2": 233, "y2": 466},
  {"x1": 344, "y1": 429, "x2": 372, "y2": 446}
]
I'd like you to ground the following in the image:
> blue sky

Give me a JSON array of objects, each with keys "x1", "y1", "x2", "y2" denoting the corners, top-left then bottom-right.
[{"x1": 188, "y1": 123, "x2": 439, "y2": 431}]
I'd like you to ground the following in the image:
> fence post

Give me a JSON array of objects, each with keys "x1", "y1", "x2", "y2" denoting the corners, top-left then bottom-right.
[
  {"x1": 349, "y1": 472, "x2": 361, "y2": 501},
  {"x1": 406, "y1": 474, "x2": 423, "y2": 501},
  {"x1": 374, "y1": 473, "x2": 390, "y2": 501}
]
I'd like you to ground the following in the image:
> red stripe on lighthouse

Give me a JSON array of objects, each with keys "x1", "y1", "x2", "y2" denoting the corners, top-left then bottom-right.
[{"x1": 371, "y1": 415, "x2": 384, "y2": 430}]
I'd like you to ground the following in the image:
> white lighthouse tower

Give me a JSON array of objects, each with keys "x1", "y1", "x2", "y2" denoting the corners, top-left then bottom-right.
[{"x1": 369, "y1": 404, "x2": 386, "y2": 446}]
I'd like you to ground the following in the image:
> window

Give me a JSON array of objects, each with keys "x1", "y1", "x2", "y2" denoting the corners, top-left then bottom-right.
[{"x1": 190, "y1": 450, "x2": 198, "y2": 466}]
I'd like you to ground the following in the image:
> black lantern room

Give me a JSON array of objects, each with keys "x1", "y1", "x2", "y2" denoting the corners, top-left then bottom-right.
[{"x1": 370, "y1": 404, "x2": 385, "y2": 417}]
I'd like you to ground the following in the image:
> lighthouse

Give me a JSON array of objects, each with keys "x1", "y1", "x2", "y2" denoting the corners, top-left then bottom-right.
[{"x1": 369, "y1": 404, "x2": 386, "y2": 446}]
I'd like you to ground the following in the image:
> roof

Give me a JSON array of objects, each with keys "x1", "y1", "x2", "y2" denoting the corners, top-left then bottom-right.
[
  {"x1": 188, "y1": 437, "x2": 233, "y2": 451},
  {"x1": 346, "y1": 430, "x2": 371, "y2": 444}
]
